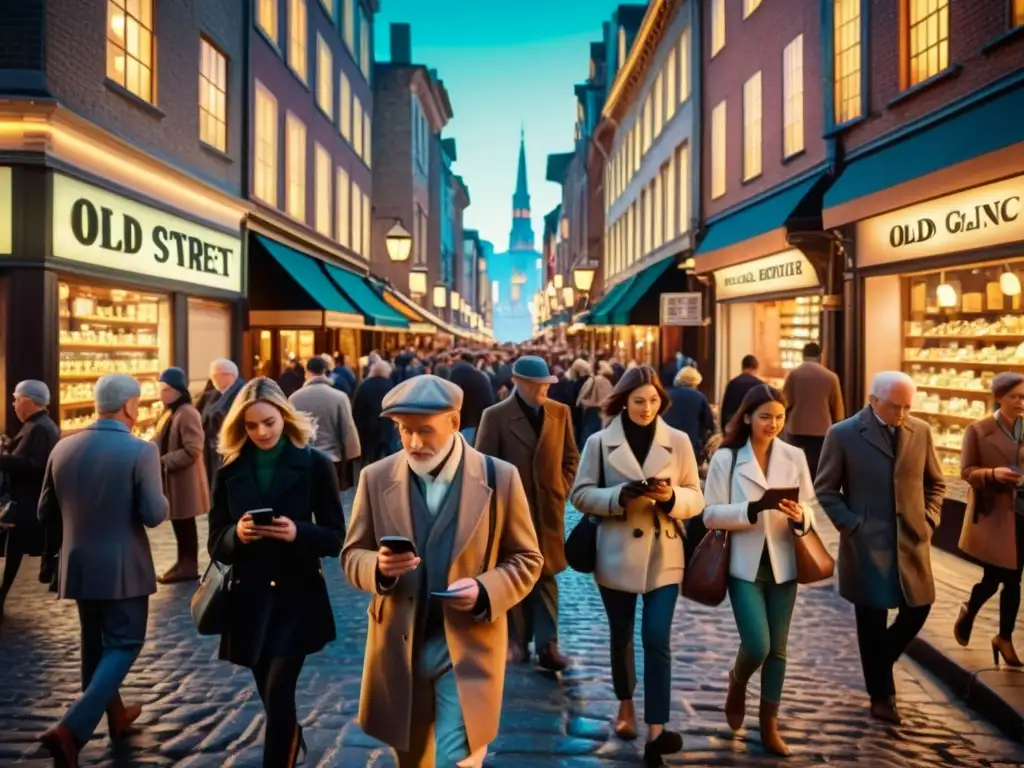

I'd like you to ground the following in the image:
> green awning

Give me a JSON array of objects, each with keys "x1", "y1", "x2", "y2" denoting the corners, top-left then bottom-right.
[
  {"x1": 609, "y1": 257, "x2": 676, "y2": 325},
  {"x1": 588, "y1": 275, "x2": 637, "y2": 325},
  {"x1": 254, "y1": 235, "x2": 358, "y2": 313},
  {"x1": 323, "y1": 264, "x2": 409, "y2": 328}
]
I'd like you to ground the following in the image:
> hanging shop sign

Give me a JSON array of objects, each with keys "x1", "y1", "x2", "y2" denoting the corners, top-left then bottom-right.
[
  {"x1": 0, "y1": 167, "x2": 11, "y2": 255},
  {"x1": 857, "y1": 174, "x2": 1024, "y2": 268},
  {"x1": 713, "y1": 249, "x2": 819, "y2": 301},
  {"x1": 660, "y1": 292, "x2": 703, "y2": 326},
  {"x1": 52, "y1": 174, "x2": 242, "y2": 293}
]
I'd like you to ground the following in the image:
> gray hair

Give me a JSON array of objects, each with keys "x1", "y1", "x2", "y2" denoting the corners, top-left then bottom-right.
[
  {"x1": 369, "y1": 360, "x2": 392, "y2": 378},
  {"x1": 14, "y1": 380, "x2": 50, "y2": 406},
  {"x1": 95, "y1": 374, "x2": 142, "y2": 414},
  {"x1": 209, "y1": 358, "x2": 239, "y2": 377},
  {"x1": 870, "y1": 371, "x2": 915, "y2": 399}
]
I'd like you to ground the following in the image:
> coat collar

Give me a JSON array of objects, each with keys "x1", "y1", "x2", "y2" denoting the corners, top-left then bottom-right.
[
  {"x1": 977, "y1": 414, "x2": 1021, "y2": 466},
  {"x1": 734, "y1": 439, "x2": 801, "y2": 491},
  {"x1": 303, "y1": 376, "x2": 334, "y2": 388},
  {"x1": 603, "y1": 413, "x2": 673, "y2": 481},
  {"x1": 225, "y1": 439, "x2": 312, "y2": 509},
  {"x1": 856, "y1": 405, "x2": 915, "y2": 461},
  {"x1": 88, "y1": 419, "x2": 130, "y2": 433}
]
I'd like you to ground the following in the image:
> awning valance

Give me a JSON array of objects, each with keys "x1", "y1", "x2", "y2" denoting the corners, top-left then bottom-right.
[
  {"x1": 609, "y1": 257, "x2": 676, "y2": 326},
  {"x1": 588, "y1": 275, "x2": 637, "y2": 325},
  {"x1": 253, "y1": 235, "x2": 360, "y2": 315},
  {"x1": 323, "y1": 264, "x2": 408, "y2": 328}
]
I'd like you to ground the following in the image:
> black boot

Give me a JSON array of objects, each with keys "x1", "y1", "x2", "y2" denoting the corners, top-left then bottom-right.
[{"x1": 953, "y1": 603, "x2": 975, "y2": 647}]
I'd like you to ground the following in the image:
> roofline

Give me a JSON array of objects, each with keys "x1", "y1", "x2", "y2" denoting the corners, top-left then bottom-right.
[{"x1": 602, "y1": 0, "x2": 680, "y2": 121}]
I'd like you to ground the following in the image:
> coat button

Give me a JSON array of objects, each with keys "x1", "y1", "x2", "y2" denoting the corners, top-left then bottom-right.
[
  {"x1": 270, "y1": 580, "x2": 276, "y2": 587},
  {"x1": 402, "y1": 634, "x2": 408, "y2": 642},
  {"x1": 633, "y1": 528, "x2": 643, "y2": 539}
]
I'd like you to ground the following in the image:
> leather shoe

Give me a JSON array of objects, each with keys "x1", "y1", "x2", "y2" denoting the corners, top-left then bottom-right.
[
  {"x1": 107, "y1": 695, "x2": 142, "y2": 740},
  {"x1": 869, "y1": 696, "x2": 902, "y2": 725},
  {"x1": 953, "y1": 603, "x2": 974, "y2": 647},
  {"x1": 39, "y1": 723, "x2": 80, "y2": 768},
  {"x1": 157, "y1": 562, "x2": 199, "y2": 585},
  {"x1": 537, "y1": 642, "x2": 570, "y2": 672}
]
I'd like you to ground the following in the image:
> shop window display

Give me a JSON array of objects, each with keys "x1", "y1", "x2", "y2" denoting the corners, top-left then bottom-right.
[
  {"x1": 58, "y1": 281, "x2": 171, "y2": 439},
  {"x1": 751, "y1": 295, "x2": 821, "y2": 388}
]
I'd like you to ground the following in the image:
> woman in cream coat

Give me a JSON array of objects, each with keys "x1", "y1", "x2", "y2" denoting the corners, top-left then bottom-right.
[
  {"x1": 703, "y1": 383, "x2": 821, "y2": 757},
  {"x1": 570, "y1": 366, "x2": 703, "y2": 766}
]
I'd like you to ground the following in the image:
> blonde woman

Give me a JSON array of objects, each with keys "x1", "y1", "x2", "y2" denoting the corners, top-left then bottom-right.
[
  {"x1": 578, "y1": 360, "x2": 614, "y2": 444},
  {"x1": 208, "y1": 378, "x2": 345, "y2": 768}
]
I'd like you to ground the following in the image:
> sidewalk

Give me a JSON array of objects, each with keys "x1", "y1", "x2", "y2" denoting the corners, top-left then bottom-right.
[{"x1": 815, "y1": 515, "x2": 1024, "y2": 742}]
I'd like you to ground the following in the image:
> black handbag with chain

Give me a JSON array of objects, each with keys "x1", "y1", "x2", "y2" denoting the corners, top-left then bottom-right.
[{"x1": 565, "y1": 437, "x2": 604, "y2": 574}]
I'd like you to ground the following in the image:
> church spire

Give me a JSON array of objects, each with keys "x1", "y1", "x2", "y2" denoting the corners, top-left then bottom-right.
[
  {"x1": 509, "y1": 126, "x2": 535, "y2": 251},
  {"x1": 514, "y1": 125, "x2": 529, "y2": 202}
]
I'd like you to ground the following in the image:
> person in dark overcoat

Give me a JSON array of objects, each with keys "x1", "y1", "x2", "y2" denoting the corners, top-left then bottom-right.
[
  {"x1": 448, "y1": 353, "x2": 496, "y2": 442},
  {"x1": 663, "y1": 366, "x2": 716, "y2": 459},
  {"x1": 352, "y1": 360, "x2": 397, "y2": 466},
  {"x1": 208, "y1": 377, "x2": 345, "y2": 768},
  {"x1": 202, "y1": 359, "x2": 245, "y2": 489}
]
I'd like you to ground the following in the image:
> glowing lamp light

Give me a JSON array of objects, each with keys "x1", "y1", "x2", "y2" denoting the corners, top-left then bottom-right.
[
  {"x1": 573, "y1": 267, "x2": 595, "y2": 292},
  {"x1": 385, "y1": 222, "x2": 413, "y2": 262},
  {"x1": 408, "y1": 269, "x2": 427, "y2": 297},
  {"x1": 1001, "y1": 271, "x2": 1021, "y2": 297},
  {"x1": 432, "y1": 284, "x2": 447, "y2": 309},
  {"x1": 936, "y1": 283, "x2": 958, "y2": 308},
  {"x1": 562, "y1": 286, "x2": 575, "y2": 306},
  {"x1": 553, "y1": 273, "x2": 564, "y2": 289}
]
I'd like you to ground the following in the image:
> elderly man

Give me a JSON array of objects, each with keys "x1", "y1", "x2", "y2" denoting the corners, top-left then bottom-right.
[
  {"x1": 815, "y1": 371, "x2": 945, "y2": 725},
  {"x1": 290, "y1": 356, "x2": 361, "y2": 489},
  {"x1": 201, "y1": 358, "x2": 244, "y2": 488},
  {"x1": 342, "y1": 375, "x2": 542, "y2": 768},
  {"x1": 36, "y1": 374, "x2": 168, "y2": 765},
  {"x1": 475, "y1": 356, "x2": 579, "y2": 670}
]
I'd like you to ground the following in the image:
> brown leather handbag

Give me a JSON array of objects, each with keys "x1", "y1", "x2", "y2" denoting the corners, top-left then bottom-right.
[
  {"x1": 682, "y1": 448, "x2": 736, "y2": 606},
  {"x1": 794, "y1": 527, "x2": 835, "y2": 585}
]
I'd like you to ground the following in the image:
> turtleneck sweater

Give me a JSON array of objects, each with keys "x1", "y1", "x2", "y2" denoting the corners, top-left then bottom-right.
[{"x1": 622, "y1": 413, "x2": 657, "y2": 469}]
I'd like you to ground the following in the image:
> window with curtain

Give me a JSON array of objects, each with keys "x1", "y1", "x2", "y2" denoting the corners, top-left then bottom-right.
[
  {"x1": 834, "y1": 0, "x2": 862, "y2": 124},
  {"x1": 288, "y1": 0, "x2": 308, "y2": 83},
  {"x1": 336, "y1": 167, "x2": 350, "y2": 248},
  {"x1": 711, "y1": 102, "x2": 726, "y2": 199},
  {"x1": 258, "y1": 0, "x2": 278, "y2": 44},
  {"x1": 743, "y1": 72, "x2": 762, "y2": 181},
  {"x1": 106, "y1": 0, "x2": 155, "y2": 103},
  {"x1": 254, "y1": 82, "x2": 278, "y2": 206},
  {"x1": 198, "y1": 38, "x2": 227, "y2": 152},
  {"x1": 711, "y1": 0, "x2": 725, "y2": 57},
  {"x1": 904, "y1": 0, "x2": 949, "y2": 88},
  {"x1": 285, "y1": 112, "x2": 307, "y2": 220},
  {"x1": 316, "y1": 35, "x2": 333, "y2": 118},
  {"x1": 783, "y1": 35, "x2": 805, "y2": 157},
  {"x1": 314, "y1": 143, "x2": 331, "y2": 236}
]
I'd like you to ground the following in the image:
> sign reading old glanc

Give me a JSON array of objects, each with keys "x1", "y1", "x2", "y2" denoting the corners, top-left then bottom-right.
[{"x1": 52, "y1": 175, "x2": 242, "y2": 293}]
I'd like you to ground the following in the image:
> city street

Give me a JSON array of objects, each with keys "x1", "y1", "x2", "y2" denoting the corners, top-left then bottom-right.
[{"x1": 0, "y1": 503, "x2": 1021, "y2": 767}]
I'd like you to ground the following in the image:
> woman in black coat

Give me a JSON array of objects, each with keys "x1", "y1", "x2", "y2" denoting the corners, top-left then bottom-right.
[
  {"x1": 208, "y1": 378, "x2": 345, "y2": 768},
  {"x1": 352, "y1": 361, "x2": 397, "y2": 464}
]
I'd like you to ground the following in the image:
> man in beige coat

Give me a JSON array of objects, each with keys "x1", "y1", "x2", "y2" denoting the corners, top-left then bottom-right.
[
  {"x1": 782, "y1": 342, "x2": 845, "y2": 476},
  {"x1": 476, "y1": 355, "x2": 578, "y2": 670},
  {"x1": 342, "y1": 375, "x2": 543, "y2": 768},
  {"x1": 289, "y1": 356, "x2": 361, "y2": 489}
]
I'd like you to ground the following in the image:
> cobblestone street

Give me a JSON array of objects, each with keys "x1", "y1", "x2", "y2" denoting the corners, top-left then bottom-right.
[{"x1": 0, "y1": 503, "x2": 1022, "y2": 767}]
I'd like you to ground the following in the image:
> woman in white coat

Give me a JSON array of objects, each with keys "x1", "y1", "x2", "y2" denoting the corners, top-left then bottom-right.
[
  {"x1": 570, "y1": 366, "x2": 704, "y2": 766},
  {"x1": 703, "y1": 383, "x2": 822, "y2": 757}
]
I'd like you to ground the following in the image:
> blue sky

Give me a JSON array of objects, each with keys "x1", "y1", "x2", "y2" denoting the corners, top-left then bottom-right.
[{"x1": 374, "y1": 0, "x2": 625, "y2": 251}]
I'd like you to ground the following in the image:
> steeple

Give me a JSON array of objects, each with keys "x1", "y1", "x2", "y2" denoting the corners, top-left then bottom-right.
[{"x1": 509, "y1": 126, "x2": 535, "y2": 251}]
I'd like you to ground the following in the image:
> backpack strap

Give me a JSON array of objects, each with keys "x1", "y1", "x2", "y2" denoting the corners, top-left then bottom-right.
[{"x1": 480, "y1": 455, "x2": 498, "y2": 573}]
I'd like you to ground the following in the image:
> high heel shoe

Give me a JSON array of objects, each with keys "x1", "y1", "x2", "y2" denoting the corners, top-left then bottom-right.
[
  {"x1": 642, "y1": 729, "x2": 683, "y2": 766},
  {"x1": 992, "y1": 636, "x2": 1024, "y2": 667},
  {"x1": 953, "y1": 603, "x2": 975, "y2": 647}
]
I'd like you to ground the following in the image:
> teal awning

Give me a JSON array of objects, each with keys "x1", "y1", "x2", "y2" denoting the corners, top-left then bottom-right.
[
  {"x1": 696, "y1": 174, "x2": 822, "y2": 255},
  {"x1": 609, "y1": 257, "x2": 676, "y2": 326},
  {"x1": 323, "y1": 264, "x2": 409, "y2": 328},
  {"x1": 588, "y1": 275, "x2": 638, "y2": 325},
  {"x1": 254, "y1": 235, "x2": 358, "y2": 313},
  {"x1": 825, "y1": 74, "x2": 1024, "y2": 213}
]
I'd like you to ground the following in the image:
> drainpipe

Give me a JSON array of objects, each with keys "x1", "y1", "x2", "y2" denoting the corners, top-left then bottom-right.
[{"x1": 688, "y1": 0, "x2": 711, "y2": 392}]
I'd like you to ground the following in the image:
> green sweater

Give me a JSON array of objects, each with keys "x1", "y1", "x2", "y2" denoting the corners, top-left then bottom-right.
[{"x1": 253, "y1": 438, "x2": 287, "y2": 496}]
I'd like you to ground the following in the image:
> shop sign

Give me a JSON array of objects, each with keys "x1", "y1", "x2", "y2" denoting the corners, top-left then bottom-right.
[
  {"x1": 713, "y1": 249, "x2": 819, "y2": 301},
  {"x1": 660, "y1": 292, "x2": 702, "y2": 326},
  {"x1": 0, "y1": 167, "x2": 11, "y2": 255},
  {"x1": 857, "y1": 174, "x2": 1024, "y2": 267},
  {"x1": 52, "y1": 174, "x2": 242, "y2": 293}
]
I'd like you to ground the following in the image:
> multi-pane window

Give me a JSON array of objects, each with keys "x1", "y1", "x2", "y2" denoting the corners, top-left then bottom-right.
[
  {"x1": 905, "y1": 0, "x2": 949, "y2": 88},
  {"x1": 665, "y1": 47, "x2": 677, "y2": 122},
  {"x1": 666, "y1": 153, "x2": 676, "y2": 239},
  {"x1": 343, "y1": 0, "x2": 355, "y2": 53},
  {"x1": 678, "y1": 28, "x2": 691, "y2": 103},
  {"x1": 834, "y1": 0, "x2": 862, "y2": 124},
  {"x1": 711, "y1": 102, "x2": 726, "y2": 199},
  {"x1": 254, "y1": 83, "x2": 278, "y2": 206},
  {"x1": 352, "y1": 186, "x2": 363, "y2": 256},
  {"x1": 653, "y1": 72, "x2": 664, "y2": 138},
  {"x1": 106, "y1": 0, "x2": 155, "y2": 103},
  {"x1": 743, "y1": 0, "x2": 762, "y2": 18},
  {"x1": 288, "y1": 0, "x2": 308, "y2": 83},
  {"x1": 257, "y1": 0, "x2": 278, "y2": 44},
  {"x1": 743, "y1": 72, "x2": 762, "y2": 180},
  {"x1": 1016, "y1": 0, "x2": 1024, "y2": 26},
  {"x1": 360, "y1": 13, "x2": 371, "y2": 80},
  {"x1": 336, "y1": 167, "x2": 350, "y2": 247},
  {"x1": 783, "y1": 35, "x2": 805, "y2": 157},
  {"x1": 285, "y1": 112, "x2": 307, "y2": 220},
  {"x1": 677, "y1": 144, "x2": 690, "y2": 232},
  {"x1": 353, "y1": 97, "x2": 364, "y2": 161},
  {"x1": 364, "y1": 112, "x2": 372, "y2": 166},
  {"x1": 316, "y1": 35, "x2": 333, "y2": 118},
  {"x1": 711, "y1": 0, "x2": 725, "y2": 57},
  {"x1": 339, "y1": 73, "x2": 352, "y2": 141},
  {"x1": 198, "y1": 38, "x2": 227, "y2": 152},
  {"x1": 314, "y1": 144, "x2": 331, "y2": 236}
]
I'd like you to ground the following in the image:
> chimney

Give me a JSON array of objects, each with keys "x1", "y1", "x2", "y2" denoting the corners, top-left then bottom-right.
[{"x1": 390, "y1": 23, "x2": 411, "y2": 65}]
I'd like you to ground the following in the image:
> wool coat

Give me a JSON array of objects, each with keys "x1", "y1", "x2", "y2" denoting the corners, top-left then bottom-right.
[
  {"x1": 153, "y1": 404, "x2": 210, "y2": 521},
  {"x1": 0, "y1": 410, "x2": 59, "y2": 555}
]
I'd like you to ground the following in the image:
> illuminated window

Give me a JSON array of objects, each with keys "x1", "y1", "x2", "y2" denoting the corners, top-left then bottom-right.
[
  {"x1": 319, "y1": 0, "x2": 333, "y2": 19},
  {"x1": 198, "y1": 38, "x2": 227, "y2": 152},
  {"x1": 653, "y1": 170, "x2": 663, "y2": 250},
  {"x1": 711, "y1": 0, "x2": 725, "y2": 57},
  {"x1": 783, "y1": 35, "x2": 804, "y2": 157},
  {"x1": 336, "y1": 167, "x2": 350, "y2": 247},
  {"x1": 642, "y1": 97, "x2": 652, "y2": 155},
  {"x1": 316, "y1": 35, "x2": 333, "y2": 118},
  {"x1": 711, "y1": 101, "x2": 726, "y2": 199},
  {"x1": 360, "y1": 13, "x2": 371, "y2": 81},
  {"x1": 653, "y1": 72, "x2": 664, "y2": 138},
  {"x1": 665, "y1": 47, "x2": 677, "y2": 122},
  {"x1": 904, "y1": 0, "x2": 949, "y2": 88},
  {"x1": 342, "y1": 0, "x2": 354, "y2": 54},
  {"x1": 666, "y1": 154, "x2": 676, "y2": 239},
  {"x1": 254, "y1": 82, "x2": 278, "y2": 206},
  {"x1": 352, "y1": 186, "x2": 363, "y2": 255},
  {"x1": 353, "y1": 96, "x2": 364, "y2": 161},
  {"x1": 285, "y1": 112, "x2": 307, "y2": 220},
  {"x1": 834, "y1": 0, "x2": 862, "y2": 123},
  {"x1": 362, "y1": 190, "x2": 371, "y2": 260},
  {"x1": 679, "y1": 28, "x2": 691, "y2": 103},
  {"x1": 257, "y1": 0, "x2": 278, "y2": 44},
  {"x1": 1016, "y1": 0, "x2": 1024, "y2": 26},
  {"x1": 642, "y1": 187, "x2": 651, "y2": 255},
  {"x1": 339, "y1": 73, "x2": 351, "y2": 141},
  {"x1": 314, "y1": 144, "x2": 331, "y2": 236},
  {"x1": 743, "y1": 72, "x2": 762, "y2": 181},
  {"x1": 744, "y1": 0, "x2": 762, "y2": 18},
  {"x1": 288, "y1": 0, "x2": 308, "y2": 83},
  {"x1": 106, "y1": 0, "x2": 155, "y2": 103},
  {"x1": 677, "y1": 144, "x2": 690, "y2": 231},
  {"x1": 617, "y1": 26, "x2": 627, "y2": 69},
  {"x1": 364, "y1": 112, "x2": 372, "y2": 167}
]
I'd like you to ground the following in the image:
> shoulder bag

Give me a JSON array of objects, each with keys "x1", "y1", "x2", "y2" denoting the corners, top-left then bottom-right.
[
  {"x1": 191, "y1": 559, "x2": 232, "y2": 635},
  {"x1": 682, "y1": 448, "x2": 736, "y2": 606},
  {"x1": 564, "y1": 436, "x2": 604, "y2": 574},
  {"x1": 479, "y1": 455, "x2": 498, "y2": 573},
  {"x1": 793, "y1": 509, "x2": 835, "y2": 584}
]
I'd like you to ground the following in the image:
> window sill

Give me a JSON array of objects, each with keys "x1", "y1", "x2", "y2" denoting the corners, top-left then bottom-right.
[
  {"x1": 255, "y1": 26, "x2": 282, "y2": 56},
  {"x1": 316, "y1": 104, "x2": 334, "y2": 123},
  {"x1": 981, "y1": 25, "x2": 1024, "y2": 55},
  {"x1": 104, "y1": 79, "x2": 165, "y2": 119},
  {"x1": 886, "y1": 64, "x2": 963, "y2": 109},
  {"x1": 741, "y1": 171, "x2": 763, "y2": 186},
  {"x1": 781, "y1": 148, "x2": 806, "y2": 166},
  {"x1": 824, "y1": 114, "x2": 868, "y2": 138},
  {"x1": 201, "y1": 143, "x2": 233, "y2": 163}
]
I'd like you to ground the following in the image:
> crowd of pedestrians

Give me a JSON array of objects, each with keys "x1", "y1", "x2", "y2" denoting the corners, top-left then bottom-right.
[{"x1": 0, "y1": 337, "x2": 1020, "y2": 767}]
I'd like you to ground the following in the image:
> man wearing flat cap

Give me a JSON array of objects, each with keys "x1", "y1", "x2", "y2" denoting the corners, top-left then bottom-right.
[
  {"x1": 475, "y1": 355, "x2": 579, "y2": 670},
  {"x1": 342, "y1": 374, "x2": 542, "y2": 768}
]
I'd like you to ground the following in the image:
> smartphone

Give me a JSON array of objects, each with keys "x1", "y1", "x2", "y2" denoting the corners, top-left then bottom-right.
[
  {"x1": 430, "y1": 584, "x2": 474, "y2": 599},
  {"x1": 248, "y1": 508, "x2": 276, "y2": 526},
  {"x1": 762, "y1": 487, "x2": 800, "y2": 507},
  {"x1": 380, "y1": 535, "x2": 418, "y2": 556}
]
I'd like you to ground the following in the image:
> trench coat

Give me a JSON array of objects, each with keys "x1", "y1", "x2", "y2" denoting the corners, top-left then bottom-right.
[
  {"x1": 0, "y1": 411, "x2": 59, "y2": 555},
  {"x1": 814, "y1": 407, "x2": 945, "y2": 609},
  {"x1": 475, "y1": 394, "x2": 579, "y2": 575},
  {"x1": 153, "y1": 404, "x2": 210, "y2": 520},
  {"x1": 959, "y1": 415, "x2": 1021, "y2": 570},
  {"x1": 341, "y1": 442, "x2": 542, "y2": 754},
  {"x1": 569, "y1": 414, "x2": 705, "y2": 594}
]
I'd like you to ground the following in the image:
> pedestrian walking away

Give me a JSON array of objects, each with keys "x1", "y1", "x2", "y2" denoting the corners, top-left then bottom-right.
[
  {"x1": 702, "y1": 383, "x2": 824, "y2": 756},
  {"x1": 570, "y1": 365, "x2": 704, "y2": 766},
  {"x1": 815, "y1": 371, "x2": 945, "y2": 726},
  {"x1": 36, "y1": 374, "x2": 169, "y2": 767},
  {"x1": 342, "y1": 374, "x2": 542, "y2": 768},
  {"x1": 719, "y1": 356, "x2": 762, "y2": 433},
  {"x1": 201, "y1": 359, "x2": 245, "y2": 490},
  {"x1": 475, "y1": 355, "x2": 580, "y2": 671},
  {"x1": 781, "y1": 343, "x2": 845, "y2": 477}
]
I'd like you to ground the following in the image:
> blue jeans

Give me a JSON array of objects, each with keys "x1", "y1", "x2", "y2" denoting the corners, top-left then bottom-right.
[{"x1": 400, "y1": 667, "x2": 475, "y2": 766}]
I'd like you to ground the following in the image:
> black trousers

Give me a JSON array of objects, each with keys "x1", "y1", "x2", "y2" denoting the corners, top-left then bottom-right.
[
  {"x1": 509, "y1": 572, "x2": 558, "y2": 652},
  {"x1": 966, "y1": 513, "x2": 1024, "y2": 639},
  {"x1": 252, "y1": 656, "x2": 305, "y2": 767},
  {"x1": 170, "y1": 518, "x2": 199, "y2": 566},
  {"x1": 854, "y1": 602, "x2": 930, "y2": 699},
  {"x1": 786, "y1": 434, "x2": 826, "y2": 478}
]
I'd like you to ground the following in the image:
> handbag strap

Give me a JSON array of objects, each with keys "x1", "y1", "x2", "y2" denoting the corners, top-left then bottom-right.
[
  {"x1": 727, "y1": 448, "x2": 738, "y2": 504},
  {"x1": 480, "y1": 455, "x2": 497, "y2": 573},
  {"x1": 597, "y1": 435, "x2": 605, "y2": 488}
]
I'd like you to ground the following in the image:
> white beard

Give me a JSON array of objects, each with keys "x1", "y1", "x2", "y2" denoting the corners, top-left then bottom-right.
[{"x1": 406, "y1": 434, "x2": 457, "y2": 477}]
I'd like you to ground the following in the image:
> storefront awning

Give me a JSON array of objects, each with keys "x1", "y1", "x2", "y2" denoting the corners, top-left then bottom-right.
[
  {"x1": 588, "y1": 275, "x2": 637, "y2": 325},
  {"x1": 377, "y1": 283, "x2": 466, "y2": 338},
  {"x1": 609, "y1": 256, "x2": 676, "y2": 326},
  {"x1": 323, "y1": 264, "x2": 409, "y2": 329},
  {"x1": 254, "y1": 235, "x2": 359, "y2": 314},
  {"x1": 379, "y1": 289, "x2": 437, "y2": 335}
]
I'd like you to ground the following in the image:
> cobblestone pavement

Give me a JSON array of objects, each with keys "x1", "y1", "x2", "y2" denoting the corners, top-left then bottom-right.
[{"x1": 0, "y1": 502, "x2": 1022, "y2": 767}]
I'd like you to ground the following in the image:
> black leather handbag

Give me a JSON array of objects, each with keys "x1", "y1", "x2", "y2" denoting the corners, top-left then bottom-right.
[
  {"x1": 190, "y1": 560, "x2": 232, "y2": 636},
  {"x1": 565, "y1": 437, "x2": 604, "y2": 574}
]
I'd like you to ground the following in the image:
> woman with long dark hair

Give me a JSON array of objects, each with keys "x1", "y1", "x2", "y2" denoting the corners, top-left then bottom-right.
[
  {"x1": 702, "y1": 384, "x2": 822, "y2": 756},
  {"x1": 570, "y1": 366, "x2": 704, "y2": 766}
]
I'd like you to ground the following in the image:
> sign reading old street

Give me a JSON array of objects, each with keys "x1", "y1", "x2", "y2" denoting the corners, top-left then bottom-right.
[
  {"x1": 52, "y1": 174, "x2": 242, "y2": 293},
  {"x1": 714, "y1": 249, "x2": 820, "y2": 300}
]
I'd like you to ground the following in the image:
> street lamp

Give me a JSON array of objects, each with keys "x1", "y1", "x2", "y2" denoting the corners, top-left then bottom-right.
[
  {"x1": 545, "y1": 282, "x2": 557, "y2": 299},
  {"x1": 385, "y1": 221, "x2": 413, "y2": 262},
  {"x1": 409, "y1": 268, "x2": 427, "y2": 298},
  {"x1": 553, "y1": 273, "x2": 564, "y2": 290},
  {"x1": 562, "y1": 286, "x2": 575, "y2": 307},
  {"x1": 432, "y1": 284, "x2": 448, "y2": 309},
  {"x1": 451, "y1": 291, "x2": 462, "y2": 314},
  {"x1": 572, "y1": 266, "x2": 596, "y2": 292}
]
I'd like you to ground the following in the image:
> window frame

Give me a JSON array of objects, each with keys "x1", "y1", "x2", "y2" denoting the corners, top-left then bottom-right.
[
  {"x1": 833, "y1": 0, "x2": 864, "y2": 125},
  {"x1": 285, "y1": 111, "x2": 307, "y2": 221},
  {"x1": 288, "y1": 0, "x2": 308, "y2": 84},
  {"x1": 782, "y1": 34, "x2": 805, "y2": 159},
  {"x1": 106, "y1": 0, "x2": 156, "y2": 104},
  {"x1": 257, "y1": 0, "x2": 279, "y2": 46},
  {"x1": 900, "y1": 0, "x2": 950, "y2": 90},
  {"x1": 711, "y1": 0, "x2": 725, "y2": 58},
  {"x1": 710, "y1": 101, "x2": 727, "y2": 200},
  {"x1": 198, "y1": 36, "x2": 228, "y2": 153},
  {"x1": 339, "y1": 72, "x2": 352, "y2": 141},
  {"x1": 314, "y1": 142, "x2": 332, "y2": 237},
  {"x1": 253, "y1": 82, "x2": 278, "y2": 207},
  {"x1": 316, "y1": 34, "x2": 333, "y2": 119},
  {"x1": 742, "y1": 72, "x2": 763, "y2": 182},
  {"x1": 336, "y1": 166, "x2": 351, "y2": 248},
  {"x1": 679, "y1": 27, "x2": 691, "y2": 104}
]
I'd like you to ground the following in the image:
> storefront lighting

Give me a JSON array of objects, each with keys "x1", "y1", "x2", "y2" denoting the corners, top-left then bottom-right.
[
  {"x1": 553, "y1": 274, "x2": 564, "y2": 289},
  {"x1": 408, "y1": 269, "x2": 427, "y2": 297},
  {"x1": 572, "y1": 266, "x2": 595, "y2": 292},
  {"x1": 432, "y1": 284, "x2": 448, "y2": 309},
  {"x1": 562, "y1": 286, "x2": 575, "y2": 306},
  {"x1": 385, "y1": 221, "x2": 413, "y2": 262},
  {"x1": 451, "y1": 291, "x2": 461, "y2": 313},
  {"x1": 1001, "y1": 270, "x2": 1022, "y2": 297},
  {"x1": 936, "y1": 275, "x2": 958, "y2": 308}
]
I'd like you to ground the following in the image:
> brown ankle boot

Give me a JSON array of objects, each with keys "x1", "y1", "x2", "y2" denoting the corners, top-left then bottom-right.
[
  {"x1": 759, "y1": 699, "x2": 789, "y2": 757},
  {"x1": 725, "y1": 670, "x2": 747, "y2": 731},
  {"x1": 106, "y1": 693, "x2": 142, "y2": 740},
  {"x1": 614, "y1": 699, "x2": 637, "y2": 741}
]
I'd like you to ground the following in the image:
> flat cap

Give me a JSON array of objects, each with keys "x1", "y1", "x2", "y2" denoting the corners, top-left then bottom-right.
[
  {"x1": 381, "y1": 374, "x2": 463, "y2": 417},
  {"x1": 512, "y1": 355, "x2": 557, "y2": 384},
  {"x1": 14, "y1": 380, "x2": 50, "y2": 406}
]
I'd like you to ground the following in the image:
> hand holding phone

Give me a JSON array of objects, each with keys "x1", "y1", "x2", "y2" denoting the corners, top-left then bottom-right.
[
  {"x1": 249, "y1": 508, "x2": 276, "y2": 526},
  {"x1": 379, "y1": 536, "x2": 420, "y2": 579}
]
